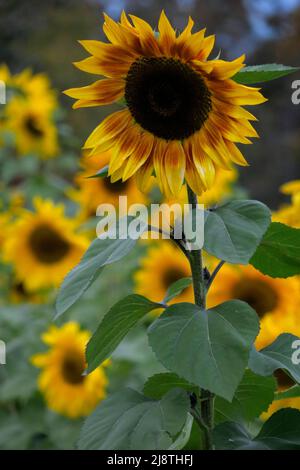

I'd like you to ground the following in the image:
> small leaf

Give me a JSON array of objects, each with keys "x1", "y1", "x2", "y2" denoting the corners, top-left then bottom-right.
[
  {"x1": 214, "y1": 409, "x2": 300, "y2": 450},
  {"x1": 148, "y1": 300, "x2": 259, "y2": 401},
  {"x1": 55, "y1": 217, "x2": 147, "y2": 317},
  {"x1": 163, "y1": 277, "x2": 193, "y2": 304},
  {"x1": 250, "y1": 222, "x2": 300, "y2": 278},
  {"x1": 204, "y1": 200, "x2": 271, "y2": 264},
  {"x1": 78, "y1": 388, "x2": 190, "y2": 450},
  {"x1": 249, "y1": 333, "x2": 300, "y2": 384},
  {"x1": 275, "y1": 385, "x2": 300, "y2": 401},
  {"x1": 233, "y1": 64, "x2": 299, "y2": 84},
  {"x1": 85, "y1": 165, "x2": 109, "y2": 179},
  {"x1": 144, "y1": 373, "x2": 198, "y2": 400},
  {"x1": 86, "y1": 295, "x2": 163, "y2": 373},
  {"x1": 214, "y1": 369, "x2": 276, "y2": 424}
]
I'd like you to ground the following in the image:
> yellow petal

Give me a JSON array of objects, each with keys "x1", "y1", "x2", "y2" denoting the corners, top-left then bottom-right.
[
  {"x1": 64, "y1": 79, "x2": 124, "y2": 106},
  {"x1": 122, "y1": 132, "x2": 154, "y2": 180},
  {"x1": 83, "y1": 109, "x2": 132, "y2": 149},
  {"x1": 164, "y1": 141, "x2": 186, "y2": 195},
  {"x1": 108, "y1": 125, "x2": 142, "y2": 174},
  {"x1": 135, "y1": 159, "x2": 154, "y2": 193},
  {"x1": 158, "y1": 10, "x2": 176, "y2": 55},
  {"x1": 225, "y1": 141, "x2": 249, "y2": 166}
]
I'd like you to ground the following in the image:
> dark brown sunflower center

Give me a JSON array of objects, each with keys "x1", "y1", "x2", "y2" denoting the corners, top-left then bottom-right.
[
  {"x1": 102, "y1": 178, "x2": 129, "y2": 194},
  {"x1": 232, "y1": 279, "x2": 278, "y2": 317},
  {"x1": 61, "y1": 354, "x2": 86, "y2": 385},
  {"x1": 274, "y1": 370, "x2": 295, "y2": 390},
  {"x1": 125, "y1": 57, "x2": 212, "y2": 140},
  {"x1": 25, "y1": 116, "x2": 44, "y2": 138},
  {"x1": 163, "y1": 268, "x2": 187, "y2": 289},
  {"x1": 29, "y1": 224, "x2": 70, "y2": 264}
]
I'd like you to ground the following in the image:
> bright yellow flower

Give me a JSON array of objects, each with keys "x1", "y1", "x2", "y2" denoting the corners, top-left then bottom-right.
[
  {"x1": 64, "y1": 11, "x2": 266, "y2": 198},
  {"x1": 32, "y1": 322, "x2": 109, "y2": 419},
  {"x1": 3, "y1": 198, "x2": 88, "y2": 291},
  {"x1": 207, "y1": 263, "x2": 300, "y2": 349},
  {"x1": 273, "y1": 179, "x2": 300, "y2": 228},
  {"x1": 134, "y1": 242, "x2": 193, "y2": 304},
  {"x1": 70, "y1": 151, "x2": 148, "y2": 220},
  {"x1": 0, "y1": 65, "x2": 59, "y2": 158}
]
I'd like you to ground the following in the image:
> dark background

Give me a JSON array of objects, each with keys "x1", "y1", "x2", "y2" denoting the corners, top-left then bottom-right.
[{"x1": 1, "y1": 0, "x2": 300, "y2": 208}]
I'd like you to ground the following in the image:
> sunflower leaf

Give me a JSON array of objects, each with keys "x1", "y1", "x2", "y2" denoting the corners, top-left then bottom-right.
[
  {"x1": 86, "y1": 295, "x2": 163, "y2": 373},
  {"x1": 213, "y1": 409, "x2": 300, "y2": 450},
  {"x1": 55, "y1": 216, "x2": 147, "y2": 318},
  {"x1": 148, "y1": 300, "x2": 260, "y2": 401},
  {"x1": 143, "y1": 372, "x2": 198, "y2": 400},
  {"x1": 204, "y1": 200, "x2": 271, "y2": 264},
  {"x1": 233, "y1": 64, "x2": 299, "y2": 84},
  {"x1": 78, "y1": 388, "x2": 190, "y2": 450},
  {"x1": 85, "y1": 165, "x2": 109, "y2": 179},
  {"x1": 250, "y1": 222, "x2": 300, "y2": 278},
  {"x1": 248, "y1": 333, "x2": 300, "y2": 383},
  {"x1": 163, "y1": 277, "x2": 193, "y2": 304},
  {"x1": 214, "y1": 369, "x2": 276, "y2": 425}
]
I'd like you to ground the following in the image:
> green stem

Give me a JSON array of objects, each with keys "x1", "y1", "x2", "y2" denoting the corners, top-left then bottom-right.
[{"x1": 186, "y1": 185, "x2": 214, "y2": 450}]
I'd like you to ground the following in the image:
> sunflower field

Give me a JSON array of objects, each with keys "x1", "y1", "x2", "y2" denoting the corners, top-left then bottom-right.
[{"x1": 1, "y1": 0, "x2": 300, "y2": 455}]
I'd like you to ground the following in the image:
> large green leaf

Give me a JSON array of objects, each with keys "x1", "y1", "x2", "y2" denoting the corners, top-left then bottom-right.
[
  {"x1": 148, "y1": 300, "x2": 259, "y2": 401},
  {"x1": 78, "y1": 388, "x2": 190, "y2": 450},
  {"x1": 55, "y1": 217, "x2": 147, "y2": 317},
  {"x1": 214, "y1": 409, "x2": 300, "y2": 450},
  {"x1": 204, "y1": 200, "x2": 271, "y2": 264},
  {"x1": 214, "y1": 369, "x2": 276, "y2": 424},
  {"x1": 249, "y1": 333, "x2": 300, "y2": 384},
  {"x1": 233, "y1": 64, "x2": 299, "y2": 84},
  {"x1": 86, "y1": 295, "x2": 163, "y2": 373},
  {"x1": 143, "y1": 373, "x2": 198, "y2": 400},
  {"x1": 250, "y1": 222, "x2": 300, "y2": 278}
]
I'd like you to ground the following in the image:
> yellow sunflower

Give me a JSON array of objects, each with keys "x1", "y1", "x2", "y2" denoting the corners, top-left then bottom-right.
[
  {"x1": 273, "y1": 179, "x2": 300, "y2": 228},
  {"x1": 0, "y1": 65, "x2": 59, "y2": 158},
  {"x1": 134, "y1": 241, "x2": 193, "y2": 304},
  {"x1": 207, "y1": 263, "x2": 300, "y2": 350},
  {"x1": 3, "y1": 198, "x2": 88, "y2": 291},
  {"x1": 64, "y1": 11, "x2": 266, "y2": 198},
  {"x1": 31, "y1": 322, "x2": 109, "y2": 419},
  {"x1": 70, "y1": 150, "x2": 148, "y2": 219}
]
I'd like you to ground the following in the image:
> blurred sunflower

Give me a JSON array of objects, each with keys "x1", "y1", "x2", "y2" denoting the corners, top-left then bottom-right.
[
  {"x1": 207, "y1": 264, "x2": 300, "y2": 349},
  {"x1": 70, "y1": 151, "x2": 148, "y2": 220},
  {"x1": 0, "y1": 65, "x2": 59, "y2": 158},
  {"x1": 32, "y1": 322, "x2": 109, "y2": 419},
  {"x1": 134, "y1": 242, "x2": 193, "y2": 304},
  {"x1": 64, "y1": 11, "x2": 266, "y2": 197},
  {"x1": 3, "y1": 198, "x2": 88, "y2": 291},
  {"x1": 273, "y1": 179, "x2": 300, "y2": 228}
]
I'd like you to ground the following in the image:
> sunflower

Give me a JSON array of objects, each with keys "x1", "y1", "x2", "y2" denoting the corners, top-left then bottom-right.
[
  {"x1": 70, "y1": 150, "x2": 148, "y2": 220},
  {"x1": 64, "y1": 11, "x2": 266, "y2": 198},
  {"x1": 0, "y1": 65, "x2": 59, "y2": 158},
  {"x1": 134, "y1": 241, "x2": 193, "y2": 304},
  {"x1": 207, "y1": 263, "x2": 300, "y2": 349},
  {"x1": 3, "y1": 198, "x2": 88, "y2": 291},
  {"x1": 273, "y1": 179, "x2": 300, "y2": 228},
  {"x1": 31, "y1": 322, "x2": 109, "y2": 419}
]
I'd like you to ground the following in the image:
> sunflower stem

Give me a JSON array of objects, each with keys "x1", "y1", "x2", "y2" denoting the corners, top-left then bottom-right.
[{"x1": 186, "y1": 185, "x2": 214, "y2": 450}]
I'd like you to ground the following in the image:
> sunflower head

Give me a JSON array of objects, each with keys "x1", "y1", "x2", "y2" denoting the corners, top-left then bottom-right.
[
  {"x1": 207, "y1": 263, "x2": 300, "y2": 349},
  {"x1": 3, "y1": 198, "x2": 88, "y2": 291},
  {"x1": 64, "y1": 11, "x2": 266, "y2": 198},
  {"x1": 32, "y1": 322, "x2": 110, "y2": 419}
]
